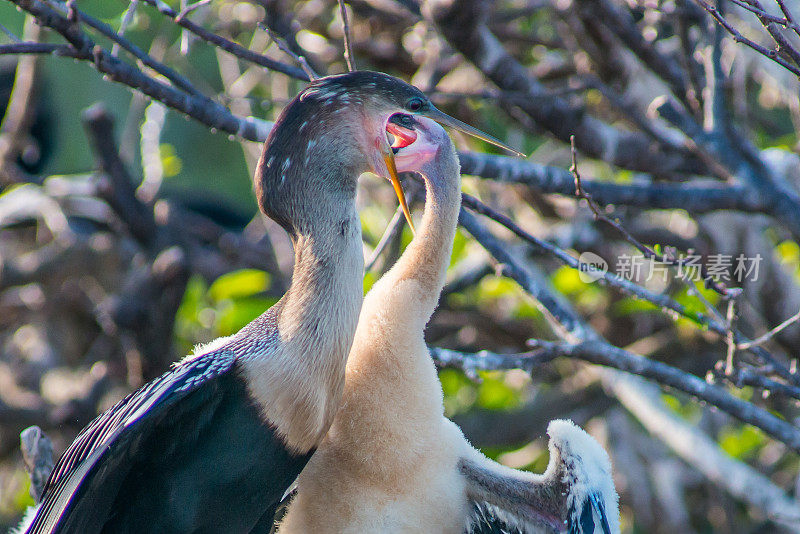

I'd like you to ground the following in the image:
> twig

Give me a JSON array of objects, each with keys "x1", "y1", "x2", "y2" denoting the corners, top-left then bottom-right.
[
  {"x1": 590, "y1": 0, "x2": 691, "y2": 107},
  {"x1": 730, "y1": 0, "x2": 795, "y2": 28},
  {"x1": 714, "y1": 365, "x2": 800, "y2": 401},
  {"x1": 457, "y1": 151, "x2": 764, "y2": 213},
  {"x1": 66, "y1": 2, "x2": 202, "y2": 97},
  {"x1": 337, "y1": 0, "x2": 356, "y2": 72},
  {"x1": 569, "y1": 135, "x2": 736, "y2": 299},
  {"x1": 606, "y1": 370, "x2": 800, "y2": 527},
  {"x1": 725, "y1": 299, "x2": 737, "y2": 375},
  {"x1": 138, "y1": 101, "x2": 167, "y2": 204},
  {"x1": 567, "y1": 341, "x2": 800, "y2": 451},
  {"x1": 111, "y1": 0, "x2": 139, "y2": 57},
  {"x1": 8, "y1": 0, "x2": 271, "y2": 142},
  {"x1": 656, "y1": 94, "x2": 800, "y2": 244},
  {"x1": 259, "y1": 23, "x2": 318, "y2": 80},
  {"x1": 82, "y1": 104, "x2": 158, "y2": 247},
  {"x1": 460, "y1": 193, "x2": 799, "y2": 385},
  {"x1": 692, "y1": 0, "x2": 800, "y2": 76},
  {"x1": 430, "y1": 346, "x2": 560, "y2": 379},
  {"x1": 428, "y1": 0, "x2": 704, "y2": 175},
  {"x1": 365, "y1": 204, "x2": 405, "y2": 272},
  {"x1": 458, "y1": 207, "x2": 592, "y2": 342},
  {"x1": 139, "y1": 0, "x2": 310, "y2": 81},
  {"x1": 440, "y1": 262, "x2": 493, "y2": 298},
  {"x1": 738, "y1": 308, "x2": 800, "y2": 350},
  {"x1": 0, "y1": 42, "x2": 77, "y2": 55},
  {"x1": 460, "y1": 195, "x2": 723, "y2": 335},
  {"x1": 433, "y1": 340, "x2": 800, "y2": 453},
  {"x1": 0, "y1": 22, "x2": 22, "y2": 42},
  {"x1": 177, "y1": 0, "x2": 210, "y2": 20},
  {"x1": 0, "y1": 17, "x2": 41, "y2": 184},
  {"x1": 738, "y1": 0, "x2": 800, "y2": 67},
  {"x1": 775, "y1": 0, "x2": 800, "y2": 38},
  {"x1": 705, "y1": 11, "x2": 733, "y2": 159}
]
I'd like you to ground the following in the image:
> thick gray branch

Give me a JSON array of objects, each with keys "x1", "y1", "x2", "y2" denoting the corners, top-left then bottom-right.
[{"x1": 458, "y1": 152, "x2": 764, "y2": 213}]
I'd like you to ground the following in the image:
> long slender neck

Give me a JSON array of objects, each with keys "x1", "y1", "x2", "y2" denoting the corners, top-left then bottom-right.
[
  {"x1": 378, "y1": 169, "x2": 461, "y2": 327},
  {"x1": 278, "y1": 210, "x2": 364, "y2": 354},
  {"x1": 238, "y1": 194, "x2": 364, "y2": 455}
]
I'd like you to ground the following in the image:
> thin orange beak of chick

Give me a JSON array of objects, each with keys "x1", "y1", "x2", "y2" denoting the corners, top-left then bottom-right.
[
  {"x1": 382, "y1": 152, "x2": 415, "y2": 234},
  {"x1": 383, "y1": 119, "x2": 419, "y2": 234}
]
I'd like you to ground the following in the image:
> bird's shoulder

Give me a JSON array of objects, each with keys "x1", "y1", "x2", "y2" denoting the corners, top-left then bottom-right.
[
  {"x1": 41, "y1": 304, "x2": 283, "y2": 498},
  {"x1": 28, "y1": 306, "x2": 287, "y2": 533},
  {"x1": 42, "y1": 347, "x2": 238, "y2": 496}
]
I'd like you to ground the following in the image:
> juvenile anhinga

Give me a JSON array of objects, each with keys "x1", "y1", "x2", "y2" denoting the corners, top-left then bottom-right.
[
  {"x1": 277, "y1": 117, "x2": 620, "y2": 534},
  {"x1": 20, "y1": 71, "x2": 517, "y2": 534}
]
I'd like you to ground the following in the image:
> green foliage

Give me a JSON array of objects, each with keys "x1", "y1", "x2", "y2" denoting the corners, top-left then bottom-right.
[
  {"x1": 159, "y1": 144, "x2": 183, "y2": 178},
  {"x1": 446, "y1": 273, "x2": 545, "y2": 323},
  {"x1": 440, "y1": 368, "x2": 478, "y2": 417},
  {"x1": 551, "y1": 266, "x2": 607, "y2": 310},
  {"x1": 719, "y1": 425, "x2": 766, "y2": 460},
  {"x1": 0, "y1": 468, "x2": 33, "y2": 525},
  {"x1": 776, "y1": 240, "x2": 800, "y2": 280},
  {"x1": 613, "y1": 297, "x2": 660, "y2": 317},
  {"x1": 175, "y1": 270, "x2": 276, "y2": 352},
  {"x1": 661, "y1": 393, "x2": 702, "y2": 422},
  {"x1": 362, "y1": 270, "x2": 378, "y2": 294},
  {"x1": 440, "y1": 368, "x2": 524, "y2": 417},
  {"x1": 360, "y1": 205, "x2": 389, "y2": 246},
  {"x1": 449, "y1": 228, "x2": 469, "y2": 268},
  {"x1": 476, "y1": 372, "x2": 522, "y2": 410},
  {"x1": 4, "y1": 3, "x2": 799, "y2": 530},
  {"x1": 208, "y1": 269, "x2": 270, "y2": 302},
  {"x1": 0, "y1": 2, "x2": 258, "y2": 214}
]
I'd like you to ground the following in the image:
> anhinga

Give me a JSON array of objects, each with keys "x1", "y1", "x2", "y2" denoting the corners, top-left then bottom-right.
[
  {"x1": 20, "y1": 71, "x2": 517, "y2": 534},
  {"x1": 277, "y1": 116, "x2": 620, "y2": 534}
]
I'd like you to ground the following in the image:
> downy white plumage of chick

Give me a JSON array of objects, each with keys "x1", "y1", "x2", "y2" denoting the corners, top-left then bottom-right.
[{"x1": 278, "y1": 115, "x2": 620, "y2": 534}]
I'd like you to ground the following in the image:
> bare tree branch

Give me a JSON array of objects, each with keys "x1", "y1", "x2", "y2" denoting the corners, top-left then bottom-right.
[
  {"x1": 693, "y1": 0, "x2": 800, "y2": 76},
  {"x1": 426, "y1": 0, "x2": 704, "y2": 175},
  {"x1": 337, "y1": 0, "x2": 356, "y2": 72},
  {"x1": 605, "y1": 369, "x2": 800, "y2": 530},
  {"x1": 8, "y1": 0, "x2": 272, "y2": 142},
  {"x1": 139, "y1": 0, "x2": 309, "y2": 81}
]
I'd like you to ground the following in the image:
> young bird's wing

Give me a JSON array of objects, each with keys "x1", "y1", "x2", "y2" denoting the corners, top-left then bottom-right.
[
  {"x1": 468, "y1": 501, "x2": 524, "y2": 534},
  {"x1": 462, "y1": 420, "x2": 620, "y2": 534},
  {"x1": 568, "y1": 492, "x2": 613, "y2": 534}
]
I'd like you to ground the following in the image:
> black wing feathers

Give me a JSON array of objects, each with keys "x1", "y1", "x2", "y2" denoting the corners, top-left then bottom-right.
[
  {"x1": 30, "y1": 351, "x2": 237, "y2": 533},
  {"x1": 28, "y1": 347, "x2": 313, "y2": 534}
]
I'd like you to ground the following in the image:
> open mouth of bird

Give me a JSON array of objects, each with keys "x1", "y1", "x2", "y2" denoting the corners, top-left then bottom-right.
[
  {"x1": 386, "y1": 113, "x2": 418, "y2": 154},
  {"x1": 380, "y1": 113, "x2": 419, "y2": 234}
]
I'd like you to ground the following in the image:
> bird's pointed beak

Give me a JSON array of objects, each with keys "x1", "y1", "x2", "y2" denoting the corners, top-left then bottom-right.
[
  {"x1": 380, "y1": 144, "x2": 416, "y2": 234},
  {"x1": 421, "y1": 106, "x2": 525, "y2": 157}
]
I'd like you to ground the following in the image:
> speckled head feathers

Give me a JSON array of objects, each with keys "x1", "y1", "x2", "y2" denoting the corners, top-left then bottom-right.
[
  {"x1": 299, "y1": 71, "x2": 428, "y2": 109},
  {"x1": 254, "y1": 71, "x2": 430, "y2": 236}
]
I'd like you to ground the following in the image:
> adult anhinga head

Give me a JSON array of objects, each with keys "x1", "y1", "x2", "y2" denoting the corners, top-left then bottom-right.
[{"x1": 255, "y1": 71, "x2": 520, "y2": 234}]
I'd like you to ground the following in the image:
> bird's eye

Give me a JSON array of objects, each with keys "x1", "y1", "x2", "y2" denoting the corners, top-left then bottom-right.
[{"x1": 405, "y1": 97, "x2": 425, "y2": 112}]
